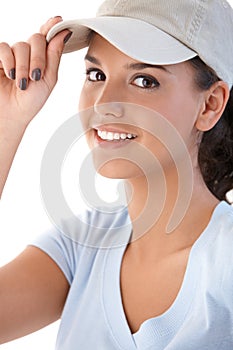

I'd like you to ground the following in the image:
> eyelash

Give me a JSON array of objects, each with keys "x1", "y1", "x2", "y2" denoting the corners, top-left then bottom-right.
[
  {"x1": 131, "y1": 75, "x2": 160, "y2": 90},
  {"x1": 85, "y1": 68, "x2": 160, "y2": 90},
  {"x1": 85, "y1": 68, "x2": 106, "y2": 82}
]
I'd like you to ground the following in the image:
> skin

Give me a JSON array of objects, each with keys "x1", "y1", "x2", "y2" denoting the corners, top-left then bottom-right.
[{"x1": 0, "y1": 25, "x2": 230, "y2": 340}]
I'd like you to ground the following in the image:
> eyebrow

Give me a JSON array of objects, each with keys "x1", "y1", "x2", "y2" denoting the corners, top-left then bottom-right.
[
  {"x1": 85, "y1": 54, "x2": 101, "y2": 65},
  {"x1": 84, "y1": 54, "x2": 171, "y2": 74},
  {"x1": 125, "y1": 62, "x2": 171, "y2": 73}
]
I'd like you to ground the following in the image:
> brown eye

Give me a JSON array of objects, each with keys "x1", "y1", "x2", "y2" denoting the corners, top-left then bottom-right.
[
  {"x1": 86, "y1": 69, "x2": 106, "y2": 82},
  {"x1": 132, "y1": 75, "x2": 160, "y2": 89}
]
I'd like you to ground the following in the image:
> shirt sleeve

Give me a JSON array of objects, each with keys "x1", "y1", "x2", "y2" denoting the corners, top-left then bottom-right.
[
  {"x1": 28, "y1": 226, "x2": 80, "y2": 285},
  {"x1": 28, "y1": 205, "x2": 130, "y2": 285}
]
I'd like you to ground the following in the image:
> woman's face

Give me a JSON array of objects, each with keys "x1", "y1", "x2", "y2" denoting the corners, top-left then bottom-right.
[{"x1": 79, "y1": 34, "x2": 205, "y2": 179}]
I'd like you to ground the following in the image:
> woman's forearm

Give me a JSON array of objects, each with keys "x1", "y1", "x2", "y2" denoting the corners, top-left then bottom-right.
[{"x1": 0, "y1": 119, "x2": 27, "y2": 198}]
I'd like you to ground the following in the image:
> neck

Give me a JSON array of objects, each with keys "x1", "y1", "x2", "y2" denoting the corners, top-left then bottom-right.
[{"x1": 124, "y1": 165, "x2": 219, "y2": 257}]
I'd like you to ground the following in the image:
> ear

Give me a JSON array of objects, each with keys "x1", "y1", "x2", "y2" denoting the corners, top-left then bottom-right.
[{"x1": 195, "y1": 81, "x2": 230, "y2": 131}]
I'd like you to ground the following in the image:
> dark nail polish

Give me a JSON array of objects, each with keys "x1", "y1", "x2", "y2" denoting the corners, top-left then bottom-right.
[
  {"x1": 49, "y1": 16, "x2": 62, "y2": 20},
  {"x1": 32, "y1": 68, "x2": 41, "y2": 81},
  {"x1": 64, "y1": 32, "x2": 72, "y2": 44},
  {"x1": 9, "y1": 68, "x2": 15, "y2": 80},
  {"x1": 19, "y1": 78, "x2": 27, "y2": 90}
]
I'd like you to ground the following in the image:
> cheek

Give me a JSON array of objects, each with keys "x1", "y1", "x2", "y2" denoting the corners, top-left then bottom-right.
[
  {"x1": 140, "y1": 132, "x2": 175, "y2": 171},
  {"x1": 84, "y1": 130, "x2": 93, "y2": 149},
  {"x1": 79, "y1": 85, "x2": 94, "y2": 112},
  {"x1": 79, "y1": 86, "x2": 97, "y2": 142},
  {"x1": 160, "y1": 93, "x2": 199, "y2": 144}
]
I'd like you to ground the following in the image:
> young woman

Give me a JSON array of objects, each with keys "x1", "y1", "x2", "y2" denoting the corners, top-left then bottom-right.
[{"x1": 0, "y1": 0, "x2": 233, "y2": 348}]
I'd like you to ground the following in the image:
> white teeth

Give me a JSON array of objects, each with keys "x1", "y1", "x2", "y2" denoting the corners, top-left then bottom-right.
[
  {"x1": 120, "y1": 133, "x2": 127, "y2": 140},
  {"x1": 106, "y1": 132, "x2": 114, "y2": 141},
  {"x1": 113, "y1": 133, "x2": 120, "y2": 140},
  {"x1": 97, "y1": 130, "x2": 136, "y2": 141}
]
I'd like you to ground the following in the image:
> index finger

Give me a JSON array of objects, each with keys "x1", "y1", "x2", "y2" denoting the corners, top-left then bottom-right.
[{"x1": 40, "y1": 16, "x2": 63, "y2": 36}]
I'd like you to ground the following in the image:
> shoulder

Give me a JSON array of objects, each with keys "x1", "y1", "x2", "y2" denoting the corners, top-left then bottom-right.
[
  {"x1": 201, "y1": 201, "x2": 233, "y2": 257},
  {"x1": 30, "y1": 205, "x2": 131, "y2": 283},
  {"x1": 192, "y1": 201, "x2": 233, "y2": 279},
  {"x1": 191, "y1": 202, "x2": 233, "y2": 306},
  {"x1": 206, "y1": 201, "x2": 233, "y2": 293},
  {"x1": 213, "y1": 201, "x2": 233, "y2": 244},
  {"x1": 59, "y1": 205, "x2": 131, "y2": 249}
]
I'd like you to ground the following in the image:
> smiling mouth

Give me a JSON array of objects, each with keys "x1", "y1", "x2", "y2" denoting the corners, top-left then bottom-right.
[{"x1": 96, "y1": 129, "x2": 137, "y2": 141}]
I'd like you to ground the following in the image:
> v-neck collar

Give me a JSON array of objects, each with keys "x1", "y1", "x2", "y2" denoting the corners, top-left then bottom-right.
[{"x1": 101, "y1": 202, "x2": 229, "y2": 349}]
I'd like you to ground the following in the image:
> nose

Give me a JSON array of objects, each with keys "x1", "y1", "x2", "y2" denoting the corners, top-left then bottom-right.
[
  {"x1": 94, "y1": 101, "x2": 124, "y2": 118},
  {"x1": 94, "y1": 81, "x2": 125, "y2": 118}
]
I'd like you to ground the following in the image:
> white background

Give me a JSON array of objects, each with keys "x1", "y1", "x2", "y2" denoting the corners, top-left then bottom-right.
[{"x1": 0, "y1": 0, "x2": 233, "y2": 349}]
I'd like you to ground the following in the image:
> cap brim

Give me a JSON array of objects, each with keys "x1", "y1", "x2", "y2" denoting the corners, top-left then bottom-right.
[{"x1": 46, "y1": 16, "x2": 197, "y2": 65}]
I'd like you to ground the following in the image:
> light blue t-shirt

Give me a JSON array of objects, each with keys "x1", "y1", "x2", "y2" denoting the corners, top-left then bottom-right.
[{"x1": 31, "y1": 201, "x2": 233, "y2": 349}]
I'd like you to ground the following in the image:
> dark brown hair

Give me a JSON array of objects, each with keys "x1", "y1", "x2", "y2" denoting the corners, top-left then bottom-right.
[{"x1": 189, "y1": 57, "x2": 233, "y2": 202}]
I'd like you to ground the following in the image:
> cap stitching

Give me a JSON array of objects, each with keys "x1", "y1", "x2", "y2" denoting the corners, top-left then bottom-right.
[
  {"x1": 114, "y1": 0, "x2": 127, "y2": 10},
  {"x1": 187, "y1": 0, "x2": 208, "y2": 45}
]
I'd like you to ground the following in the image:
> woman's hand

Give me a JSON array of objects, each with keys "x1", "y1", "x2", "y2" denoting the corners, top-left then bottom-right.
[
  {"x1": 0, "y1": 17, "x2": 71, "y2": 197},
  {"x1": 0, "y1": 16, "x2": 71, "y2": 127}
]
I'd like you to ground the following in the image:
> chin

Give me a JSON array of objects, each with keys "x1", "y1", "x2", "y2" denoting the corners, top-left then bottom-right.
[{"x1": 95, "y1": 159, "x2": 144, "y2": 179}]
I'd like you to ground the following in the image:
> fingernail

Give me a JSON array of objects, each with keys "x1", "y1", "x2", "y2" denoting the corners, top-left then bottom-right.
[
  {"x1": 49, "y1": 16, "x2": 62, "y2": 20},
  {"x1": 64, "y1": 32, "x2": 72, "y2": 44},
  {"x1": 9, "y1": 68, "x2": 15, "y2": 80},
  {"x1": 19, "y1": 78, "x2": 27, "y2": 90},
  {"x1": 32, "y1": 68, "x2": 41, "y2": 81}
]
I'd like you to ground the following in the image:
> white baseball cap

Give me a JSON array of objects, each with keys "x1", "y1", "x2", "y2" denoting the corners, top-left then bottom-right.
[{"x1": 47, "y1": 0, "x2": 233, "y2": 87}]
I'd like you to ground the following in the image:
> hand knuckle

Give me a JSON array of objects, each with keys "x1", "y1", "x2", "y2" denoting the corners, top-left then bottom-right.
[
  {"x1": 29, "y1": 32, "x2": 45, "y2": 43},
  {"x1": 40, "y1": 23, "x2": 46, "y2": 33},
  {"x1": 34, "y1": 33, "x2": 44, "y2": 40},
  {"x1": 13, "y1": 41, "x2": 29, "y2": 50},
  {"x1": 0, "y1": 42, "x2": 10, "y2": 49}
]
